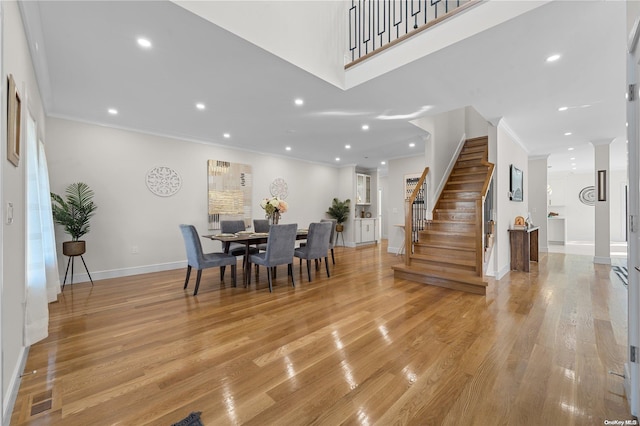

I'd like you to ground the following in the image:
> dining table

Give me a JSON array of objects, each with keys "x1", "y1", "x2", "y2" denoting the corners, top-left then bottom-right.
[{"x1": 203, "y1": 228, "x2": 309, "y2": 285}]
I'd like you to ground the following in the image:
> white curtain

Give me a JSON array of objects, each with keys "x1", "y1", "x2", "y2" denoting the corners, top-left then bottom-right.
[
  {"x1": 38, "y1": 141, "x2": 61, "y2": 303},
  {"x1": 25, "y1": 113, "x2": 60, "y2": 347}
]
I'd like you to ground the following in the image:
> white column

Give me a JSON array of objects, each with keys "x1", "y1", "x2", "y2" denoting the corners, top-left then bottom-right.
[{"x1": 591, "y1": 139, "x2": 614, "y2": 265}]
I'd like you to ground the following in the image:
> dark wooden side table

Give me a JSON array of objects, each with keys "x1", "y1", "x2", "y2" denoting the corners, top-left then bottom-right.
[{"x1": 508, "y1": 227, "x2": 539, "y2": 272}]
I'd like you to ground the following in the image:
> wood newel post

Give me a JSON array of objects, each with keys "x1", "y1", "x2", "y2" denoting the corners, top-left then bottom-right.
[
  {"x1": 405, "y1": 199, "x2": 412, "y2": 266},
  {"x1": 475, "y1": 198, "x2": 483, "y2": 277}
]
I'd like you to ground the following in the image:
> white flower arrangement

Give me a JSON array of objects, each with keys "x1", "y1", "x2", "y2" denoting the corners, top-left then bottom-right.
[{"x1": 260, "y1": 196, "x2": 288, "y2": 217}]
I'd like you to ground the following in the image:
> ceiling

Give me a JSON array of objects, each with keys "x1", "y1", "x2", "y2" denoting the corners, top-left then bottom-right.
[{"x1": 19, "y1": 1, "x2": 627, "y2": 174}]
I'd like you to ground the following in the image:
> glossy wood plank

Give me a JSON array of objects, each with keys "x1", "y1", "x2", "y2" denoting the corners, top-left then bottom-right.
[{"x1": 11, "y1": 242, "x2": 631, "y2": 425}]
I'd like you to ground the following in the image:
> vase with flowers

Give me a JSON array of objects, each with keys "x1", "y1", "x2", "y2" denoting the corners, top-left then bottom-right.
[{"x1": 260, "y1": 196, "x2": 288, "y2": 225}]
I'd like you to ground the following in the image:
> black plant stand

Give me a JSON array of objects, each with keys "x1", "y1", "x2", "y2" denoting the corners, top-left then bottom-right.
[{"x1": 62, "y1": 254, "x2": 94, "y2": 290}]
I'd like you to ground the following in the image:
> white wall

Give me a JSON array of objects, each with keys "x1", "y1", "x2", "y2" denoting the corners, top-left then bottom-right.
[
  {"x1": 173, "y1": 0, "x2": 348, "y2": 89},
  {"x1": 465, "y1": 106, "x2": 488, "y2": 139},
  {"x1": 379, "y1": 174, "x2": 388, "y2": 239},
  {"x1": 493, "y1": 120, "x2": 529, "y2": 278},
  {"x1": 528, "y1": 156, "x2": 548, "y2": 252},
  {"x1": 548, "y1": 170, "x2": 627, "y2": 243},
  {"x1": 336, "y1": 165, "x2": 355, "y2": 246},
  {"x1": 1, "y1": 0, "x2": 47, "y2": 419},
  {"x1": 45, "y1": 118, "x2": 342, "y2": 281},
  {"x1": 387, "y1": 155, "x2": 426, "y2": 254},
  {"x1": 412, "y1": 108, "x2": 465, "y2": 209}
]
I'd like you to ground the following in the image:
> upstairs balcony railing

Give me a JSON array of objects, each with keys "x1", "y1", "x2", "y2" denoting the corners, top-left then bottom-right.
[{"x1": 347, "y1": 0, "x2": 480, "y2": 68}]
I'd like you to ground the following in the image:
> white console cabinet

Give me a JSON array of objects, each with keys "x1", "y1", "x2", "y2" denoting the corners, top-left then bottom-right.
[{"x1": 355, "y1": 218, "x2": 376, "y2": 244}]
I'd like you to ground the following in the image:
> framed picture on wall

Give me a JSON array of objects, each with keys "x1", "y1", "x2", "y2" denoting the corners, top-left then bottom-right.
[
  {"x1": 404, "y1": 173, "x2": 422, "y2": 200},
  {"x1": 7, "y1": 74, "x2": 21, "y2": 167},
  {"x1": 509, "y1": 165, "x2": 523, "y2": 202}
]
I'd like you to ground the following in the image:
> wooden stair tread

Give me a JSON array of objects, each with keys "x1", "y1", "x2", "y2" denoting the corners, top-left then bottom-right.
[
  {"x1": 397, "y1": 265, "x2": 485, "y2": 284},
  {"x1": 399, "y1": 136, "x2": 491, "y2": 296},
  {"x1": 392, "y1": 264, "x2": 487, "y2": 295},
  {"x1": 436, "y1": 200, "x2": 476, "y2": 205},
  {"x1": 442, "y1": 189, "x2": 482, "y2": 194},
  {"x1": 458, "y1": 153, "x2": 484, "y2": 160},
  {"x1": 453, "y1": 166, "x2": 485, "y2": 173},
  {"x1": 411, "y1": 253, "x2": 476, "y2": 267},
  {"x1": 455, "y1": 159, "x2": 484, "y2": 165},
  {"x1": 461, "y1": 145, "x2": 487, "y2": 153},
  {"x1": 447, "y1": 177, "x2": 485, "y2": 183},
  {"x1": 415, "y1": 242, "x2": 475, "y2": 252},
  {"x1": 420, "y1": 228, "x2": 474, "y2": 237},
  {"x1": 433, "y1": 208, "x2": 476, "y2": 212},
  {"x1": 451, "y1": 169, "x2": 489, "y2": 177},
  {"x1": 428, "y1": 219, "x2": 475, "y2": 225},
  {"x1": 464, "y1": 136, "x2": 489, "y2": 145}
]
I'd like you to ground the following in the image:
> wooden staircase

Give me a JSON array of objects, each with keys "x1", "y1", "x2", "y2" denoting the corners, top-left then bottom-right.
[{"x1": 392, "y1": 137, "x2": 494, "y2": 295}]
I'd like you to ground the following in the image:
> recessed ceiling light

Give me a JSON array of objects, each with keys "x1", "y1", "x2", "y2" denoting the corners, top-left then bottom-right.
[
  {"x1": 362, "y1": 124, "x2": 369, "y2": 131},
  {"x1": 570, "y1": 157, "x2": 576, "y2": 160},
  {"x1": 558, "y1": 106, "x2": 568, "y2": 112},
  {"x1": 108, "y1": 108, "x2": 118, "y2": 115},
  {"x1": 345, "y1": 144, "x2": 351, "y2": 149},
  {"x1": 285, "y1": 146, "x2": 291, "y2": 151},
  {"x1": 568, "y1": 147, "x2": 574, "y2": 151},
  {"x1": 409, "y1": 143, "x2": 416, "y2": 147},
  {"x1": 223, "y1": 133, "x2": 231, "y2": 139},
  {"x1": 572, "y1": 167, "x2": 577, "y2": 170},
  {"x1": 137, "y1": 38, "x2": 152, "y2": 48},
  {"x1": 564, "y1": 132, "x2": 572, "y2": 136},
  {"x1": 294, "y1": 98, "x2": 304, "y2": 106},
  {"x1": 381, "y1": 161, "x2": 386, "y2": 165},
  {"x1": 546, "y1": 54, "x2": 561, "y2": 62},
  {"x1": 335, "y1": 157, "x2": 340, "y2": 162},
  {"x1": 196, "y1": 103, "x2": 205, "y2": 110},
  {"x1": 571, "y1": 163, "x2": 576, "y2": 166}
]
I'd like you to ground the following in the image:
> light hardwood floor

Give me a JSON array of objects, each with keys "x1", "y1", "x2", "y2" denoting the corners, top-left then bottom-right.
[{"x1": 11, "y1": 242, "x2": 631, "y2": 425}]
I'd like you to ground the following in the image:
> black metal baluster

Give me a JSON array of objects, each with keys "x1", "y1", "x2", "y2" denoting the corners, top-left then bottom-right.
[
  {"x1": 349, "y1": 1, "x2": 357, "y2": 61},
  {"x1": 411, "y1": 0, "x2": 420, "y2": 29},
  {"x1": 431, "y1": 0, "x2": 440, "y2": 19}
]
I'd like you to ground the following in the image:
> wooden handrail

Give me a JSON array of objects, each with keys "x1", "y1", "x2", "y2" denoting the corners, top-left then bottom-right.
[
  {"x1": 480, "y1": 161, "x2": 495, "y2": 198},
  {"x1": 404, "y1": 167, "x2": 429, "y2": 266}
]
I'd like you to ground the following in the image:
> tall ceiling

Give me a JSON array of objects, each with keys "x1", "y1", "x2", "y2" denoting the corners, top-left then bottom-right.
[{"x1": 19, "y1": 1, "x2": 627, "y2": 173}]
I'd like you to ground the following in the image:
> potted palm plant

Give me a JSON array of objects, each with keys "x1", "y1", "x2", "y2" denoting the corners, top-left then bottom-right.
[
  {"x1": 326, "y1": 198, "x2": 350, "y2": 232},
  {"x1": 51, "y1": 182, "x2": 98, "y2": 256}
]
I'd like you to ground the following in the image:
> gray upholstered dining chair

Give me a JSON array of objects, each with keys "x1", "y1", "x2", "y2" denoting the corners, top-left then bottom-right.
[
  {"x1": 220, "y1": 220, "x2": 259, "y2": 278},
  {"x1": 294, "y1": 221, "x2": 332, "y2": 282},
  {"x1": 253, "y1": 219, "x2": 270, "y2": 251},
  {"x1": 253, "y1": 219, "x2": 270, "y2": 233},
  {"x1": 248, "y1": 223, "x2": 297, "y2": 292},
  {"x1": 321, "y1": 218, "x2": 337, "y2": 264},
  {"x1": 179, "y1": 224, "x2": 237, "y2": 295}
]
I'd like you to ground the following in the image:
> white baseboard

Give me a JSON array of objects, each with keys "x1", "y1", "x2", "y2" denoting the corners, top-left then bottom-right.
[
  {"x1": 58, "y1": 260, "x2": 186, "y2": 285},
  {"x1": 593, "y1": 256, "x2": 612, "y2": 265},
  {"x1": 494, "y1": 264, "x2": 510, "y2": 280},
  {"x1": 625, "y1": 362, "x2": 633, "y2": 416},
  {"x1": 3, "y1": 346, "x2": 28, "y2": 425}
]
